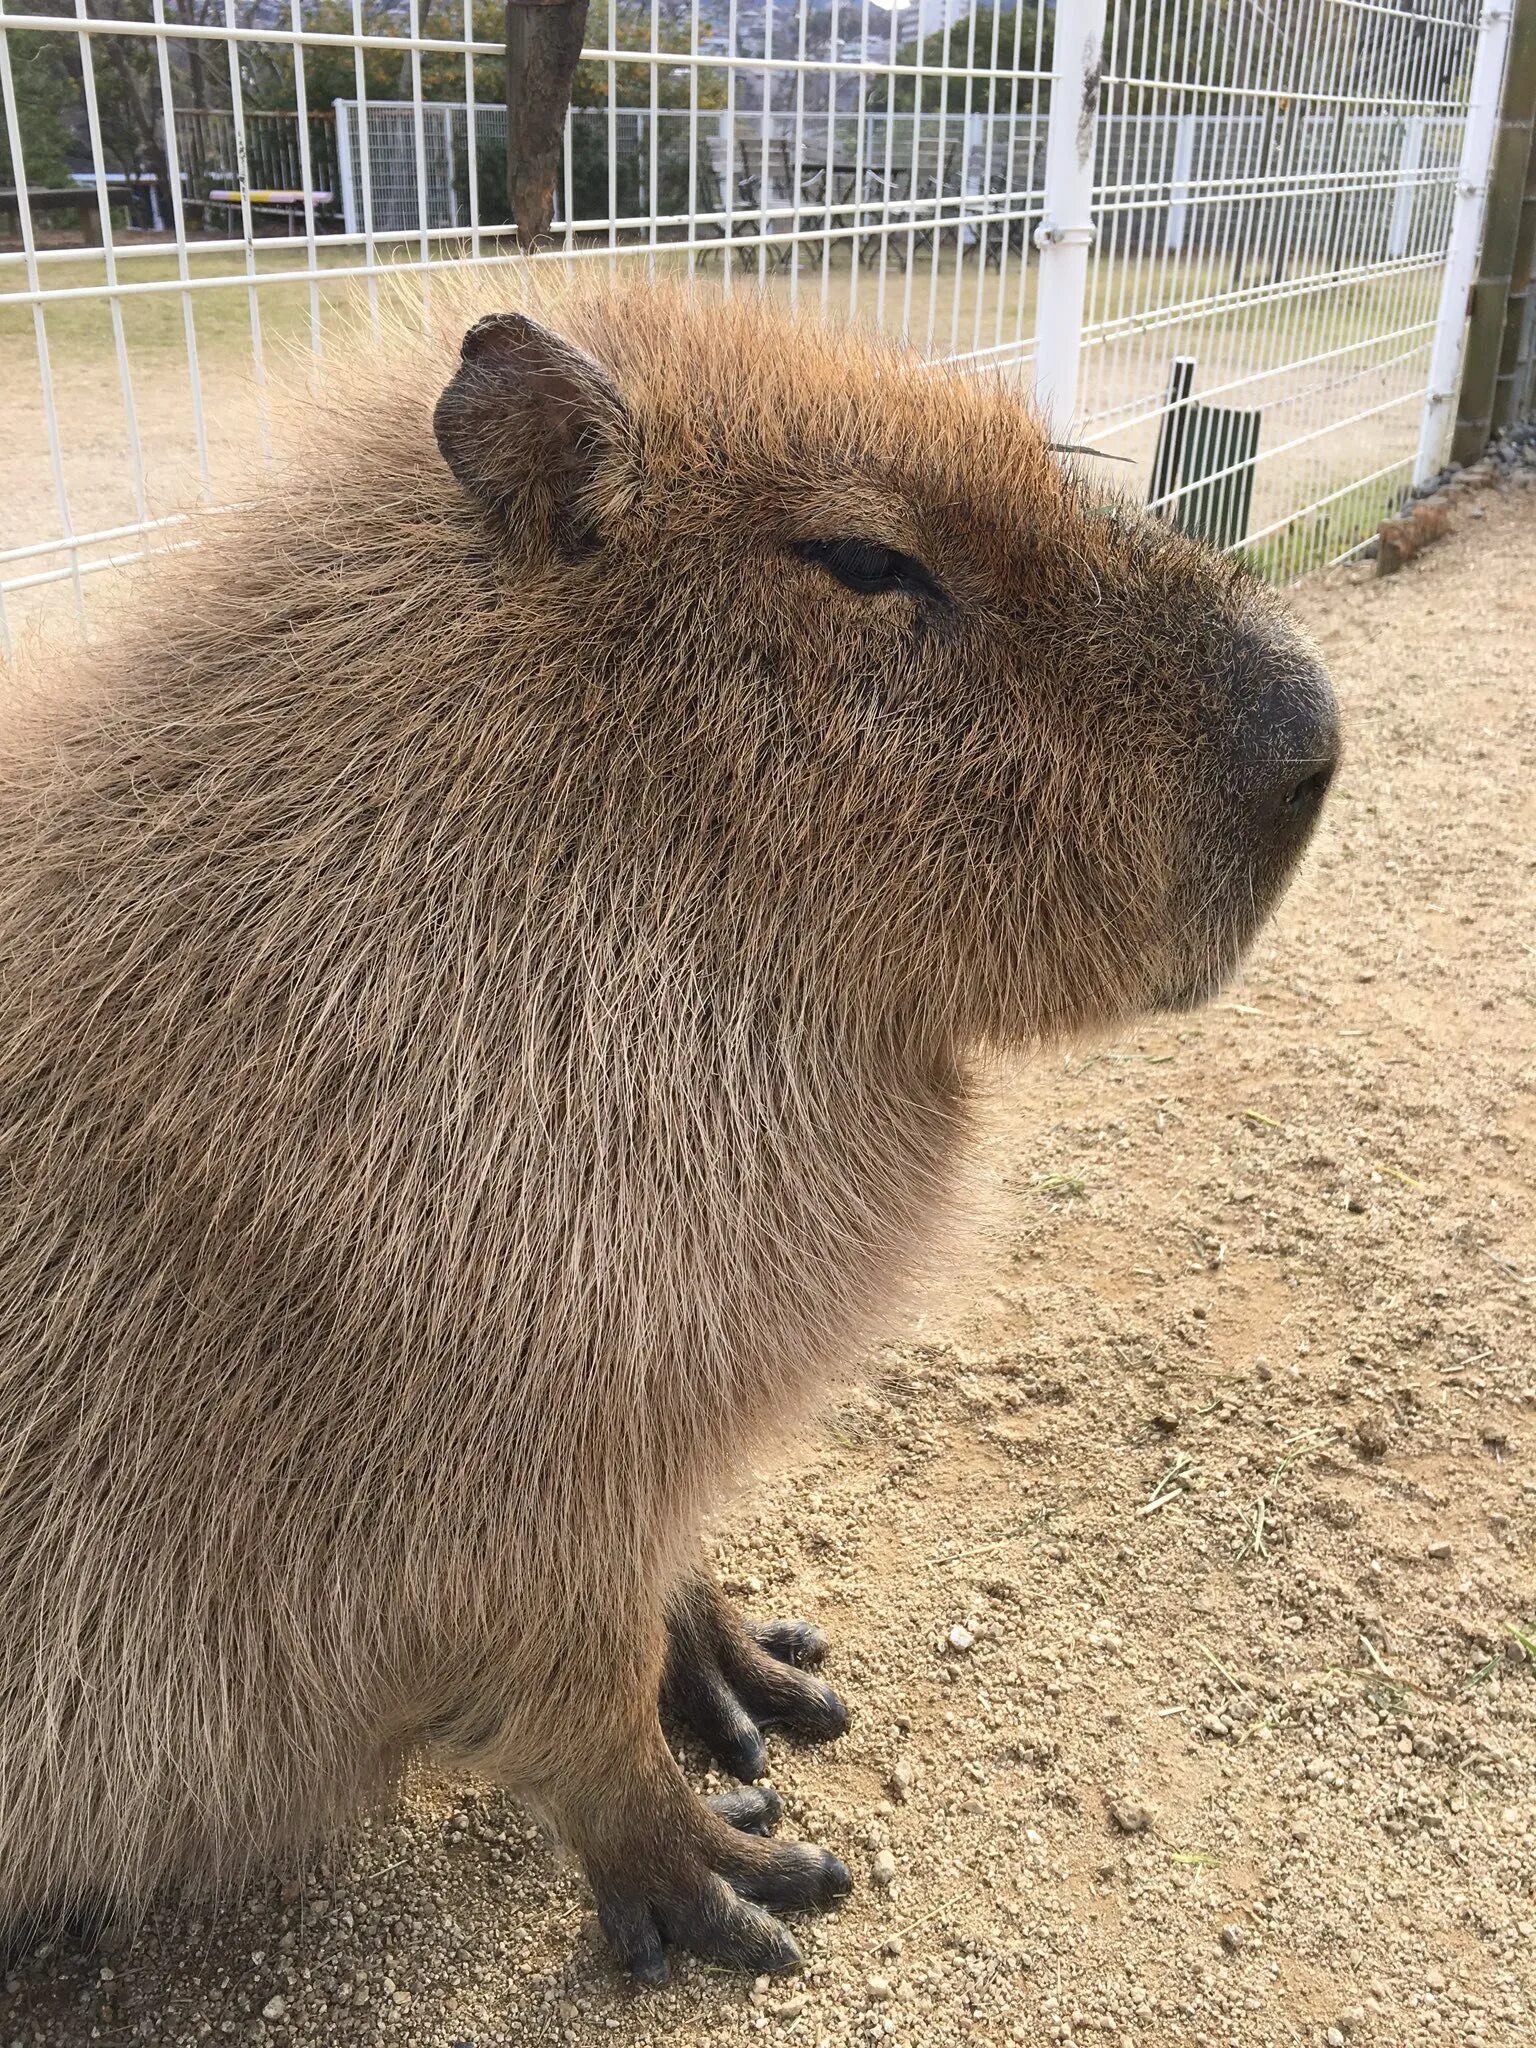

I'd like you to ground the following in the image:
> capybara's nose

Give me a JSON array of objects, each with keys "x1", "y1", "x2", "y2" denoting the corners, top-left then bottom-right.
[
  {"x1": 1239, "y1": 642, "x2": 1340, "y2": 855},
  {"x1": 1281, "y1": 756, "x2": 1336, "y2": 826}
]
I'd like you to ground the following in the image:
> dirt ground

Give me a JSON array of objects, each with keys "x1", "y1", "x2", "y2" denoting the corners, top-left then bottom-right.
[{"x1": 2, "y1": 483, "x2": 1534, "y2": 2048}]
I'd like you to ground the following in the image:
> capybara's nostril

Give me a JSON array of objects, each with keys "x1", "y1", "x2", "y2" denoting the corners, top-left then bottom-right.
[
  {"x1": 1286, "y1": 762, "x2": 1335, "y2": 818},
  {"x1": 1239, "y1": 639, "x2": 1340, "y2": 853},
  {"x1": 1253, "y1": 737, "x2": 1337, "y2": 848}
]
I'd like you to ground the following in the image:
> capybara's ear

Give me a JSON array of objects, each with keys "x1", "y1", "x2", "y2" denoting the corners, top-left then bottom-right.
[{"x1": 432, "y1": 312, "x2": 632, "y2": 556}]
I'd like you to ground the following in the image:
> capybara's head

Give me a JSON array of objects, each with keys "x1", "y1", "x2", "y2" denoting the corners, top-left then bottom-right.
[{"x1": 428, "y1": 287, "x2": 1337, "y2": 1045}]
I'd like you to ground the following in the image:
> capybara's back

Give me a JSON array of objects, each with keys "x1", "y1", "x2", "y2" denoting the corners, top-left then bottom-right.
[{"x1": 0, "y1": 281, "x2": 1336, "y2": 1978}]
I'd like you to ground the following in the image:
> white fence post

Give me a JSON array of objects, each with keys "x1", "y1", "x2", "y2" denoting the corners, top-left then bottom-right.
[
  {"x1": 1032, "y1": 0, "x2": 1109, "y2": 438},
  {"x1": 1413, "y1": 3, "x2": 1515, "y2": 487},
  {"x1": 335, "y1": 99, "x2": 358, "y2": 237},
  {"x1": 1387, "y1": 115, "x2": 1424, "y2": 261},
  {"x1": 961, "y1": 110, "x2": 984, "y2": 250},
  {"x1": 1166, "y1": 111, "x2": 1195, "y2": 253}
]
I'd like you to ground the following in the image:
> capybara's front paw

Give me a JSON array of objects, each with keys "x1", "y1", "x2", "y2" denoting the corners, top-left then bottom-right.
[
  {"x1": 663, "y1": 1578, "x2": 849, "y2": 1782},
  {"x1": 592, "y1": 1795, "x2": 851, "y2": 1985}
]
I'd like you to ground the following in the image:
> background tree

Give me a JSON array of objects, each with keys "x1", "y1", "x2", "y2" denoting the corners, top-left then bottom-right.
[
  {"x1": 572, "y1": 0, "x2": 727, "y2": 112},
  {"x1": 0, "y1": 30, "x2": 74, "y2": 187},
  {"x1": 881, "y1": 4, "x2": 1042, "y2": 117}
]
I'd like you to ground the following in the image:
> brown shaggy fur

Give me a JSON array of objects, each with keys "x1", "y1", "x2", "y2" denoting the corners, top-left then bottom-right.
[{"x1": 0, "y1": 278, "x2": 1336, "y2": 1978}]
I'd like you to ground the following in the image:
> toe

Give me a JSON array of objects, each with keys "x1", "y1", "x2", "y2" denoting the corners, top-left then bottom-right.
[
  {"x1": 659, "y1": 1874, "x2": 802, "y2": 1975},
  {"x1": 597, "y1": 1895, "x2": 670, "y2": 1987},
  {"x1": 720, "y1": 1837, "x2": 854, "y2": 1912},
  {"x1": 716, "y1": 1716, "x2": 769, "y2": 1783},
  {"x1": 767, "y1": 1676, "x2": 847, "y2": 1743},
  {"x1": 730, "y1": 1654, "x2": 850, "y2": 1746},
  {"x1": 749, "y1": 1619, "x2": 828, "y2": 1669},
  {"x1": 708, "y1": 1785, "x2": 783, "y2": 1834},
  {"x1": 665, "y1": 1669, "x2": 769, "y2": 1781}
]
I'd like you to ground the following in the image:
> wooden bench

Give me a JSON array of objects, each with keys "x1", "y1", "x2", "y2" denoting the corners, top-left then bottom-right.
[{"x1": 0, "y1": 186, "x2": 111, "y2": 246}]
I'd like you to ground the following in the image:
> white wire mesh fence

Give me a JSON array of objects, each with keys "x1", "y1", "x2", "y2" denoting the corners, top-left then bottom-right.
[{"x1": 0, "y1": 0, "x2": 1504, "y2": 649}]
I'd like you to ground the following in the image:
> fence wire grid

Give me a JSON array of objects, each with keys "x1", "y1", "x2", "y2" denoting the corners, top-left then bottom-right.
[{"x1": 0, "y1": 0, "x2": 1503, "y2": 647}]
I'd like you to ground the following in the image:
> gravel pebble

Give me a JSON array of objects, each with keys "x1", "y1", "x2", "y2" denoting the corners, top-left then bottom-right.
[{"x1": 1108, "y1": 1796, "x2": 1153, "y2": 1835}]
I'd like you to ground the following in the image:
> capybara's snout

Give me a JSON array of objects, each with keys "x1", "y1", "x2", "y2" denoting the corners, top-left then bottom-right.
[
  {"x1": 1228, "y1": 622, "x2": 1340, "y2": 873},
  {"x1": 1151, "y1": 609, "x2": 1339, "y2": 1014}
]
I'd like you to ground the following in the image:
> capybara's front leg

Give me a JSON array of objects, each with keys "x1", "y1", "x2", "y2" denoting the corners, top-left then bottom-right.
[
  {"x1": 662, "y1": 1564, "x2": 849, "y2": 1782},
  {"x1": 551, "y1": 1698, "x2": 851, "y2": 1984}
]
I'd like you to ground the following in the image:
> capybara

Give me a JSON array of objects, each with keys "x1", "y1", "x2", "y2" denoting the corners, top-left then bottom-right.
[{"x1": 0, "y1": 281, "x2": 1337, "y2": 1984}]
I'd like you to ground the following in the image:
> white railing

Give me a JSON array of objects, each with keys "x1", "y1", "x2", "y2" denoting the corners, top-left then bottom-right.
[{"x1": 0, "y1": 0, "x2": 1506, "y2": 648}]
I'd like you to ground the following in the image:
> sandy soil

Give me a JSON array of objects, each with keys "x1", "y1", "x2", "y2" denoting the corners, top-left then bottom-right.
[{"x1": 1, "y1": 482, "x2": 1533, "y2": 2048}]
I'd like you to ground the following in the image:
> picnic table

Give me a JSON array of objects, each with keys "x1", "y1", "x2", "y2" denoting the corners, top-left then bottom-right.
[{"x1": 691, "y1": 136, "x2": 967, "y2": 273}]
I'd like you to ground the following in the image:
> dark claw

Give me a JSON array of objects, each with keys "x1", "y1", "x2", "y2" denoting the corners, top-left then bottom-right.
[
  {"x1": 656, "y1": 1876, "x2": 803, "y2": 1976},
  {"x1": 673, "y1": 1671, "x2": 768, "y2": 1781},
  {"x1": 756, "y1": 1675, "x2": 848, "y2": 1744},
  {"x1": 721, "y1": 1839, "x2": 853, "y2": 1913},
  {"x1": 598, "y1": 1895, "x2": 670, "y2": 1987},
  {"x1": 708, "y1": 1784, "x2": 783, "y2": 1834},
  {"x1": 715, "y1": 1719, "x2": 769, "y2": 1784},
  {"x1": 749, "y1": 1619, "x2": 828, "y2": 1669},
  {"x1": 663, "y1": 1583, "x2": 847, "y2": 1781}
]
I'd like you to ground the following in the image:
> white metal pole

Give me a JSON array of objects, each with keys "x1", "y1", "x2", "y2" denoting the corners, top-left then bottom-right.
[
  {"x1": 961, "y1": 109, "x2": 984, "y2": 251},
  {"x1": 335, "y1": 99, "x2": 359, "y2": 237},
  {"x1": 1031, "y1": 0, "x2": 1108, "y2": 438},
  {"x1": 1414, "y1": 2, "x2": 1515, "y2": 486},
  {"x1": 1387, "y1": 114, "x2": 1424, "y2": 263},
  {"x1": 1166, "y1": 110, "x2": 1195, "y2": 255}
]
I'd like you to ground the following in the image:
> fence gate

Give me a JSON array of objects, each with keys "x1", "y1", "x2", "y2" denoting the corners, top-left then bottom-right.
[{"x1": 0, "y1": 0, "x2": 1508, "y2": 647}]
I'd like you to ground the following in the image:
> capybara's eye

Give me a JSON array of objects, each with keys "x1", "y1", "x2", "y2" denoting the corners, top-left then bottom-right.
[{"x1": 794, "y1": 537, "x2": 947, "y2": 605}]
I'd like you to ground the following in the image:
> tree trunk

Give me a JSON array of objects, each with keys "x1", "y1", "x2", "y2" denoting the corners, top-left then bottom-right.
[{"x1": 505, "y1": 0, "x2": 590, "y2": 245}]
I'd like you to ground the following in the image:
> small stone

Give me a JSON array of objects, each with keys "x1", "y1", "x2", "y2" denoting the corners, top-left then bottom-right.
[
  {"x1": 772, "y1": 1994, "x2": 810, "y2": 2020},
  {"x1": 947, "y1": 1624, "x2": 975, "y2": 1653},
  {"x1": 1219, "y1": 1923, "x2": 1245, "y2": 1953},
  {"x1": 1424, "y1": 1966, "x2": 1446, "y2": 1991},
  {"x1": 871, "y1": 1848, "x2": 897, "y2": 1888},
  {"x1": 867, "y1": 1975, "x2": 892, "y2": 2003},
  {"x1": 1327, "y1": 2031, "x2": 1347, "y2": 2046},
  {"x1": 882, "y1": 1933, "x2": 905, "y2": 1957},
  {"x1": 1108, "y1": 1795, "x2": 1152, "y2": 1835},
  {"x1": 261, "y1": 1997, "x2": 286, "y2": 2023},
  {"x1": 1353, "y1": 1417, "x2": 1389, "y2": 1458},
  {"x1": 889, "y1": 1758, "x2": 913, "y2": 1802},
  {"x1": 1427, "y1": 1540, "x2": 1452, "y2": 1559}
]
